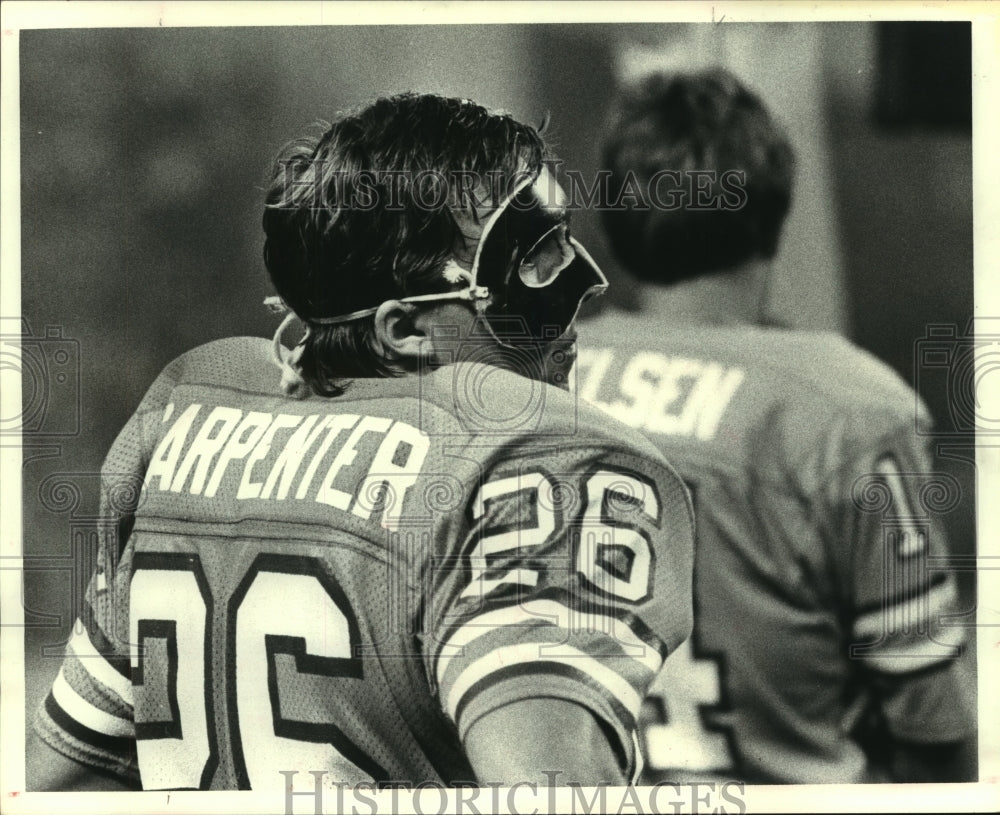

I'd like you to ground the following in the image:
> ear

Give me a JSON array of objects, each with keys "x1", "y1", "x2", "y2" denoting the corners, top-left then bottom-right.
[{"x1": 372, "y1": 300, "x2": 428, "y2": 364}]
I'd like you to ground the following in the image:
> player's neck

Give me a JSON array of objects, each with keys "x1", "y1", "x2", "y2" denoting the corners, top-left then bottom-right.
[{"x1": 634, "y1": 261, "x2": 771, "y2": 326}]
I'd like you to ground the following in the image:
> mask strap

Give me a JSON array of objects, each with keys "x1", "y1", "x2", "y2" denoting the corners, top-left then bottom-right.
[
  {"x1": 263, "y1": 268, "x2": 494, "y2": 394},
  {"x1": 265, "y1": 297, "x2": 311, "y2": 398},
  {"x1": 308, "y1": 284, "x2": 490, "y2": 326}
]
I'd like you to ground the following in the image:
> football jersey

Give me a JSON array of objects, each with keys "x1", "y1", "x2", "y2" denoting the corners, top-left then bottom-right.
[
  {"x1": 33, "y1": 336, "x2": 694, "y2": 790},
  {"x1": 576, "y1": 310, "x2": 973, "y2": 784}
]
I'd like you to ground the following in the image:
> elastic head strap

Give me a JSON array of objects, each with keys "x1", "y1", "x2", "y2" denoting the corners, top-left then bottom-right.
[
  {"x1": 264, "y1": 267, "x2": 490, "y2": 330},
  {"x1": 307, "y1": 281, "x2": 490, "y2": 326}
]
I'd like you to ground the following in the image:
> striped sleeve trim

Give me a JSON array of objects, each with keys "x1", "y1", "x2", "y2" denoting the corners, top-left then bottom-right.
[
  {"x1": 851, "y1": 579, "x2": 965, "y2": 674},
  {"x1": 34, "y1": 696, "x2": 138, "y2": 782},
  {"x1": 853, "y1": 578, "x2": 956, "y2": 640},
  {"x1": 42, "y1": 688, "x2": 135, "y2": 756},
  {"x1": 81, "y1": 608, "x2": 133, "y2": 680},
  {"x1": 852, "y1": 570, "x2": 949, "y2": 617},
  {"x1": 856, "y1": 625, "x2": 966, "y2": 674},
  {"x1": 438, "y1": 584, "x2": 670, "y2": 662},
  {"x1": 51, "y1": 667, "x2": 135, "y2": 739},
  {"x1": 62, "y1": 657, "x2": 132, "y2": 723},
  {"x1": 436, "y1": 598, "x2": 662, "y2": 687},
  {"x1": 445, "y1": 640, "x2": 647, "y2": 726},
  {"x1": 630, "y1": 729, "x2": 644, "y2": 784},
  {"x1": 67, "y1": 625, "x2": 134, "y2": 707},
  {"x1": 453, "y1": 660, "x2": 639, "y2": 729}
]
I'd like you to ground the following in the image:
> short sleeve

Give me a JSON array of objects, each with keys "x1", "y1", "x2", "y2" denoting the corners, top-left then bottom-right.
[
  {"x1": 422, "y1": 442, "x2": 694, "y2": 775},
  {"x1": 32, "y1": 363, "x2": 180, "y2": 779},
  {"x1": 836, "y1": 423, "x2": 973, "y2": 744}
]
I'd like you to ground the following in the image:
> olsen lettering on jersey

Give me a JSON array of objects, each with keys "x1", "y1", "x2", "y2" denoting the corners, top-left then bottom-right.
[
  {"x1": 145, "y1": 402, "x2": 429, "y2": 529},
  {"x1": 575, "y1": 349, "x2": 745, "y2": 441}
]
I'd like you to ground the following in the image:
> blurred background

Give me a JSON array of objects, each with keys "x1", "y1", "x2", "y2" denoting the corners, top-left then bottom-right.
[{"x1": 15, "y1": 22, "x2": 975, "y2": 741}]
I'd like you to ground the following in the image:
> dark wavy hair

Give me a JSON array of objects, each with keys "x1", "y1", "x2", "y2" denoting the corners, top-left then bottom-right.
[
  {"x1": 601, "y1": 68, "x2": 795, "y2": 283},
  {"x1": 263, "y1": 93, "x2": 547, "y2": 395}
]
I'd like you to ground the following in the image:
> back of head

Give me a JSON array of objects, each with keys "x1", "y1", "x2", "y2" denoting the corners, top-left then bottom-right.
[
  {"x1": 601, "y1": 68, "x2": 795, "y2": 284},
  {"x1": 262, "y1": 93, "x2": 547, "y2": 394}
]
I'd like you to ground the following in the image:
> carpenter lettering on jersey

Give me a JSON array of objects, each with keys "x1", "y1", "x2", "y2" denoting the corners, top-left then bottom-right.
[
  {"x1": 575, "y1": 349, "x2": 745, "y2": 441},
  {"x1": 146, "y1": 403, "x2": 430, "y2": 529}
]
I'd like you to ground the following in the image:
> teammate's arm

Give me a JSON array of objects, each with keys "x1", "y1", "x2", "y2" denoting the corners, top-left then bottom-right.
[
  {"x1": 871, "y1": 653, "x2": 977, "y2": 783},
  {"x1": 464, "y1": 698, "x2": 626, "y2": 785},
  {"x1": 839, "y1": 437, "x2": 976, "y2": 783}
]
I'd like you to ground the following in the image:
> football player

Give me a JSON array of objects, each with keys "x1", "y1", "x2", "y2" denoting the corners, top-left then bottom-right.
[
  {"x1": 27, "y1": 93, "x2": 695, "y2": 791},
  {"x1": 577, "y1": 69, "x2": 975, "y2": 783}
]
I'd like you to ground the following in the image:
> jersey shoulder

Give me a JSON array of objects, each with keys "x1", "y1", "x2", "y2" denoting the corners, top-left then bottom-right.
[
  {"x1": 420, "y1": 361, "x2": 690, "y2": 535},
  {"x1": 752, "y1": 330, "x2": 918, "y2": 417},
  {"x1": 423, "y1": 359, "x2": 675, "y2": 462},
  {"x1": 582, "y1": 312, "x2": 924, "y2": 426},
  {"x1": 158, "y1": 336, "x2": 280, "y2": 395}
]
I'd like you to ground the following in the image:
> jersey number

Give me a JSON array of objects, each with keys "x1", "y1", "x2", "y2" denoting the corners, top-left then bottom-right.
[
  {"x1": 465, "y1": 468, "x2": 657, "y2": 603},
  {"x1": 130, "y1": 552, "x2": 383, "y2": 790},
  {"x1": 641, "y1": 639, "x2": 733, "y2": 776},
  {"x1": 641, "y1": 479, "x2": 734, "y2": 778}
]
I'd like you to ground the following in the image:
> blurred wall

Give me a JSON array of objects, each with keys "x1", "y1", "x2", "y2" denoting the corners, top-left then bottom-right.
[{"x1": 821, "y1": 23, "x2": 973, "y2": 422}]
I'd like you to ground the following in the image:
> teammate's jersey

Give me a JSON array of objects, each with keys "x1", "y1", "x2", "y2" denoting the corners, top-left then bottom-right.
[
  {"x1": 576, "y1": 311, "x2": 973, "y2": 784},
  {"x1": 34, "y1": 336, "x2": 694, "y2": 790}
]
